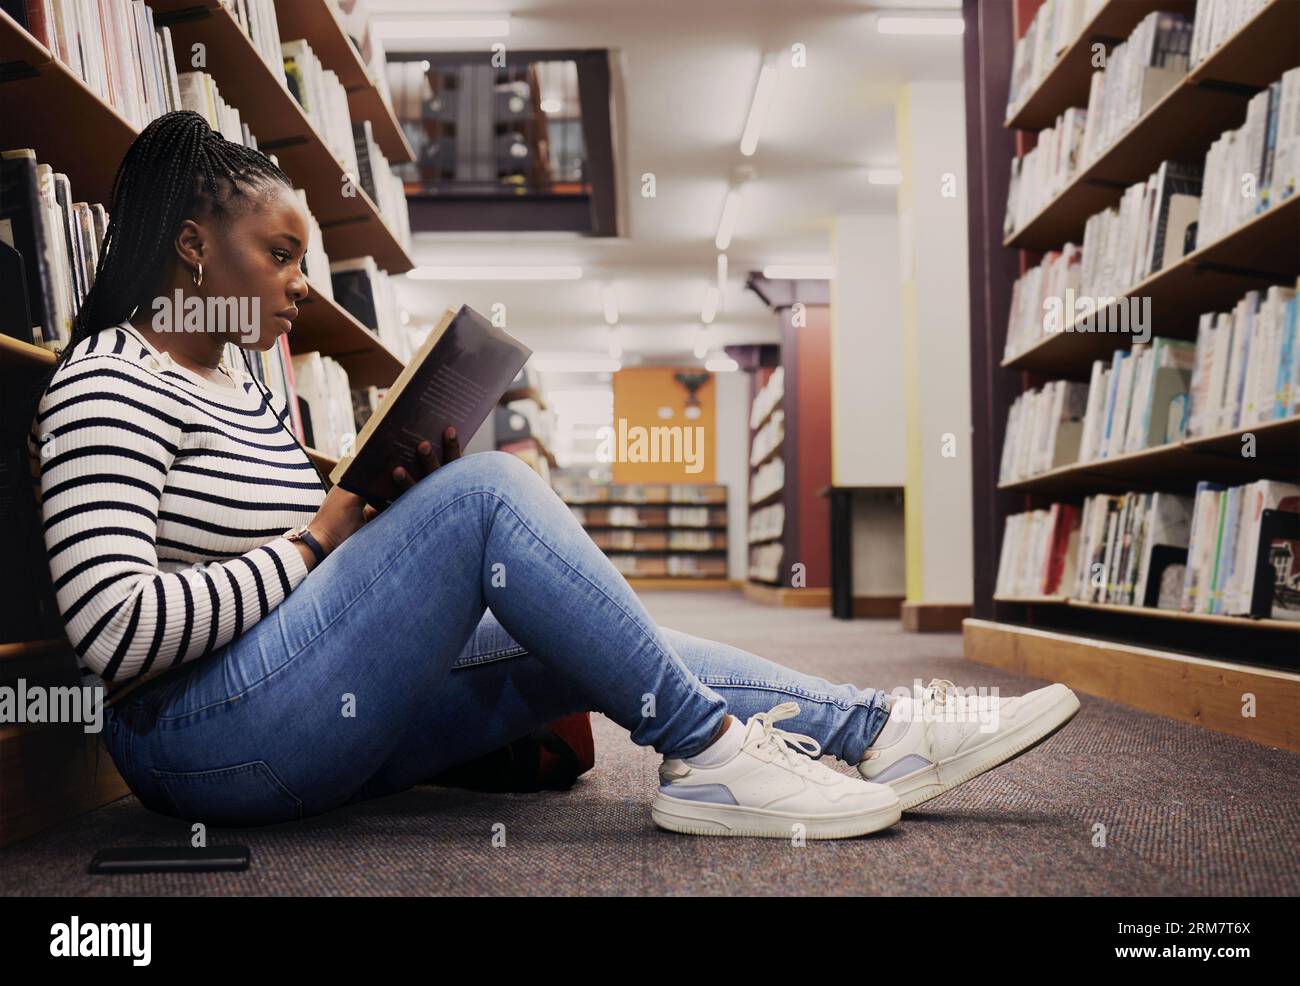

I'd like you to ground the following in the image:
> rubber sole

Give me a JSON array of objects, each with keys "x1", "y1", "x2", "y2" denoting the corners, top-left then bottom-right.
[
  {"x1": 887, "y1": 688, "x2": 1081, "y2": 811},
  {"x1": 650, "y1": 794, "x2": 902, "y2": 839}
]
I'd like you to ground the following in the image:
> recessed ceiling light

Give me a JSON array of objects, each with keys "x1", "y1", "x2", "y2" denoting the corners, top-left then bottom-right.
[
  {"x1": 740, "y1": 55, "x2": 778, "y2": 157},
  {"x1": 715, "y1": 188, "x2": 743, "y2": 251}
]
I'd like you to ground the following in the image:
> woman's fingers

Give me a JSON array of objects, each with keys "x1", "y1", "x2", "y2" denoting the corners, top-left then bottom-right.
[
  {"x1": 417, "y1": 439, "x2": 441, "y2": 475},
  {"x1": 443, "y1": 426, "x2": 461, "y2": 461}
]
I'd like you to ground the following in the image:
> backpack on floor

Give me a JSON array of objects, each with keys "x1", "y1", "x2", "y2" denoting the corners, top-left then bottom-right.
[{"x1": 423, "y1": 713, "x2": 595, "y2": 793}]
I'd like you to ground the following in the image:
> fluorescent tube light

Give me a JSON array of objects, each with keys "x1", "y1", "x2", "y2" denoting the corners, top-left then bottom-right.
[
  {"x1": 602, "y1": 285, "x2": 619, "y2": 325},
  {"x1": 701, "y1": 286, "x2": 720, "y2": 324},
  {"x1": 715, "y1": 188, "x2": 742, "y2": 251},
  {"x1": 740, "y1": 56, "x2": 778, "y2": 157},
  {"x1": 705, "y1": 356, "x2": 739, "y2": 372}
]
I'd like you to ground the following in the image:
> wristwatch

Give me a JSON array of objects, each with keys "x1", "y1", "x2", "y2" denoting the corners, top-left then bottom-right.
[{"x1": 285, "y1": 523, "x2": 328, "y2": 566}]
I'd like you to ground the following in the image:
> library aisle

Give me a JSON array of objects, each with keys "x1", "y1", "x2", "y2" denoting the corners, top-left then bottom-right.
[{"x1": 0, "y1": 0, "x2": 1297, "y2": 923}]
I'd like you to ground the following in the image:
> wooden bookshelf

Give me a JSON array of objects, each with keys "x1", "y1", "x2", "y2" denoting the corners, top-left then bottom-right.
[
  {"x1": 992, "y1": 595, "x2": 1300, "y2": 633},
  {"x1": 562, "y1": 484, "x2": 731, "y2": 581},
  {"x1": 998, "y1": 416, "x2": 1300, "y2": 497},
  {"x1": 1002, "y1": 194, "x2": 1300, "y2": 377},
  {"x1": 0, "y1": 2, "x2": 418, "y2": 846},
  {"x1": 1004, "y1": 0, "x2": 1299, "y2": 251},
  {"x1": 1004, "y1": 1, "x2": 1197, "y2": 131},
  {"x1": 272, "y1": 0, "x2": 415, "y2": 164},
  {"x1": 964, "y1": 0, "x2": 1300, "y2": 699},
  {"x1": 148, "y1": 0, "x2": 412, "y2": 273}
]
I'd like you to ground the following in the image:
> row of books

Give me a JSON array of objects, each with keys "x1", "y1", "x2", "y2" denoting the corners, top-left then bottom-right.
[
  {"x1": 18, "y1": 0, "x2": 189, "y2": 131},
  {"x1": 590, "y1": 530, "x2": 726, "y2": 552},
  {"x1": 1003, "y1": 244, "x2": 1079, "y2": 359},
  {"x1": 1187, "y1": 283, "x2": 1300, "y2": 435},
  {"x1": 1198, "y1": 71, "x2": 1300, "y2": 244},
  {"x1": 748, "y1": 542, "x2": 784, "y2": 584},
  {"x1": 1006, "y1": 62, "x2": 1300, "y2": 270},
  {"x1": 750, "y1": 456, "x2": 784, "y2": 505},
  {"x1": 1004, "y1": 0, "x2": 1104, "y2": 118},
  {"x1": 1077, "y1": 11, "x2": 1192, "y2": 169},
  {"x1": 329, "y1": 255, "x2": 413, "y2": 361},
  {"x1": 749, "y1": 365, "x2": 784, "y2": 429},
  {"x1": 567, "y1": 505, "x2": 727, "y2": 529},
  {"x1": 553, "y1": 481, "x2": 727, "y2": 505},
  {"x1": 11, "y1": 0, "x2": 412, "y2": 252},
  {"x1": 1079, "y1": 159, "x2": 1200, "y2": 302},
  {"x1": 609, "y1": 554, "x2": 728, "y2": 579},
  {"x1": 995, "y1": 479, "x2": 1300, "y2": 620},
  {"x1": 1189, "y1": 0, "x2": 1273, "y2": 68},
  {"x1": 750, "y1": 407, "x2": 784, "y2": 467},
  {"x1": 1005, "y1": 11, "x2": 1196, "y2": 234},
  {"x1": 1001, "y1": 284, "x2": 1299, "y2": 481},
  {"x1": 0, "y1": 149, "x2": 106, "y2": 350},
  {"x1": 748, "y1": 502, "x2": 784, "y2": 545},
  {"x1": 0, "y1": 147, "x2": 417, "y2": 368}
]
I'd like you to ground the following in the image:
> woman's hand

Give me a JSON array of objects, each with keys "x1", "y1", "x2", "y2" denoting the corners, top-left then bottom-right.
[{"x1": 390, "y1": 426, "x2": 461, "y2": 498}]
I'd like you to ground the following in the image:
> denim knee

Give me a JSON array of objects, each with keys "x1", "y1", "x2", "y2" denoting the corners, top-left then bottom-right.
[{"x1": 422, "y1": 449, "x2": 541, "y2": 505}]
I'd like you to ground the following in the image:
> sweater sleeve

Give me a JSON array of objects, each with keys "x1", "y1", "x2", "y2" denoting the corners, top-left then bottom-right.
[{"x1": 34, "y1": 352, "x2": 312, "y2": 683}]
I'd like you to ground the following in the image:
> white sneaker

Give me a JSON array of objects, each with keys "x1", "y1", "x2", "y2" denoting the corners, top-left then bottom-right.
[
  {"x1": 857, "y1": 679, "x2": 1080, "y2": 810},
  {"x1": 651, "y1": 702, "x2": 902, "y2": 839}
]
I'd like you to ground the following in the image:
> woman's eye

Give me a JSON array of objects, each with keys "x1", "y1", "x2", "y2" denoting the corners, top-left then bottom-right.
[{"x1": 272, "y1": 249, "x2": 291, "y2": 263}]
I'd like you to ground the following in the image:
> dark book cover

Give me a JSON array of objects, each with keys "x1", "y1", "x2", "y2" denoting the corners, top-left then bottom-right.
[
  {"x1": 0, "y1": 149, "x2": 61, "y2": 346},
  {"x1": 330, "y1": 305, "x2": 532, "y2": 508},
  {"x1": 351, "y1": 120, "x2": 377, "y2": 202},
  {"x1": 330, "y1": 266, "x2": 379, "y2": 331}
]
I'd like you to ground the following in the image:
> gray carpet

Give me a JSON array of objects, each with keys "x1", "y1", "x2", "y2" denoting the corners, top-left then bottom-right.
[{"x1": 3, "y1": 590, "x2": 1297, "y2": 896}]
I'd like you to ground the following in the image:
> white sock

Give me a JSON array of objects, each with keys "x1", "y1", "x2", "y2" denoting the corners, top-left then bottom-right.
[
  {"x1": 865, "y1": 696, "x2": 912, "y2": 751},
  {"x1": 682, "y1": 715, "x2": 744, "y2": 766}
]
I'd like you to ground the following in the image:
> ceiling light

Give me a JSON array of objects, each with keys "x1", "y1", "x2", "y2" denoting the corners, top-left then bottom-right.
[
  {"x1": 740, "y1": 55, "x2": 778, "y2": 157},
  {"x1": 876, "y1": 16, "x2": 964, "y2": 35},
  {"x1": 868, "y1": 168, "x2": 903, "y2": 185},
  {"x1": 407, "y1": 266, "x2": 583, "y2": 280},
  {"x1": 715, "y1": 187, "x2": 743, "y2": 251},
  {"x1": 762, "y1": 264, "x2": 835, "y2": 280},
  {"x1": 540, "y1": 98, "x2": 562, "y2": 114},
  {"x1": 693, "y1": 326, "x2": 709, "y2": 360},
  {"x1": 705, "y1": 356, "x2": 739, "y2": 372},
  {"x1": 602, "y1": 285, "x2": 619, "y2": 325},
  {"x1": 701, "y1": 286, "x2": 720, "y2": 324}
]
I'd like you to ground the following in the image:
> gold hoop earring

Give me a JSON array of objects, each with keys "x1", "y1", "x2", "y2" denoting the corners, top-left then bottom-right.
[{"x1": 192, "y1": 262, "x2": 204, "y2": 287}]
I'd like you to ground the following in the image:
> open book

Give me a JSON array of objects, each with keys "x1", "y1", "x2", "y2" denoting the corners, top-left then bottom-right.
[{"x1": 329, "y1": 304, "x2": 532, "y2": 507}]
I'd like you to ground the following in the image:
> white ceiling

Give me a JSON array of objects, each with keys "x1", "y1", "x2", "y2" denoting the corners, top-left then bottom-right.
[{"x1": 370, "y1": 0, "x2": 964, "y2": 363}]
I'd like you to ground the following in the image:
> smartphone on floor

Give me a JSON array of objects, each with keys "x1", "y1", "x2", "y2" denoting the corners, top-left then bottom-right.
[{"x1": 88, "y1": 845, "x2": 250, "y2": 874}]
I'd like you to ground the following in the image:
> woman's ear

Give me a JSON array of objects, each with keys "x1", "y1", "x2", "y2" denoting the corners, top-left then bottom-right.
[{"x1": 174, "y1": 218, "x2": 206, "y2": 273}]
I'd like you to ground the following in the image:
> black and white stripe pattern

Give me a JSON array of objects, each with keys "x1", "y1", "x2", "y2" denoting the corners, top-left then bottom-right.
[{"x1": 33, "y1": 323, "x2": 325, "y2": 690}]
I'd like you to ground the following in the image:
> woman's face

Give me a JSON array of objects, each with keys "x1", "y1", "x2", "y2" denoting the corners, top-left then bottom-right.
[{"x1": 189, "y1": 182, "x2": 311, "y2": 352}]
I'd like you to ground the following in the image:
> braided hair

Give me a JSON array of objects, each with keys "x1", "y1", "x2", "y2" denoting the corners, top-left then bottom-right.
[{"x1": 25, "y1": 110, "x2": 295, "y2": 422}]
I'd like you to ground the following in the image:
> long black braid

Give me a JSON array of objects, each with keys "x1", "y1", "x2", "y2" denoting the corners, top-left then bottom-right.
[{"x1": 23, "y1": 110, "x2": 295, "y2": 428}]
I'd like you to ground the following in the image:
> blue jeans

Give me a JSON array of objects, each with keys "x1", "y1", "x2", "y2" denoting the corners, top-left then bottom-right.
[{"x1": 102, "y1": 451, "x2": 893, "y2": 826}]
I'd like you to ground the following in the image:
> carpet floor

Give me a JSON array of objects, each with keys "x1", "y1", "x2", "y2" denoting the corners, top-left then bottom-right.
[{"x1": 3, "y1": 589, "x2": 1296, "y2": 896}]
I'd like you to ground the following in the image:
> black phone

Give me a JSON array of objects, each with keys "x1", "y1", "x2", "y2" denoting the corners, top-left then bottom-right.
[{"x1": 88, "y1": 845, "x2": 251, "y2": 874}]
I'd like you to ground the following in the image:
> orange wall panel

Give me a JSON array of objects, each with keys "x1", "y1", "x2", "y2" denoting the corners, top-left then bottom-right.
[{"x1": 610, "y1": 367, "x2": 716, "y2": 483}]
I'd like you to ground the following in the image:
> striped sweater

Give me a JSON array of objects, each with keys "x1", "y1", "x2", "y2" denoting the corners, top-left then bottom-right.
[{"x1": 32, "y1": 322, "x2": 326, "y2": 705}]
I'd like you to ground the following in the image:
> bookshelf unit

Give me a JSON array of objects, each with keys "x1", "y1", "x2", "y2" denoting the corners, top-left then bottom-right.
[
  {"x1": 964, "y1": 0, "x2": 1300, "y2": 753},
  {"x1": 559, "y1": 484, "x2": 731, "y2": 582},
  {"x1": 0, "y1": 1, "x2": 417, "y2": 846}
]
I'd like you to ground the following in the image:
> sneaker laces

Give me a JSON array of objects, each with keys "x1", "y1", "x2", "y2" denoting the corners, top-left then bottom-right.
[{"x1": 746, "y1": 702, "x2": 825, "y2": 775}]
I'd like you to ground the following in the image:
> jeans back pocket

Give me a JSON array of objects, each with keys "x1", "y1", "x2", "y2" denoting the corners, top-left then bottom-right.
[{"x1": 152, "y1": 760, "x2": 303, "y2": 827}]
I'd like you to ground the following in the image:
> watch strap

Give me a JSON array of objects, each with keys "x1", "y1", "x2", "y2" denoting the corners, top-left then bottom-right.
[{"x1": 289, "y1": 526, "x2": 328, "y2": 566}]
